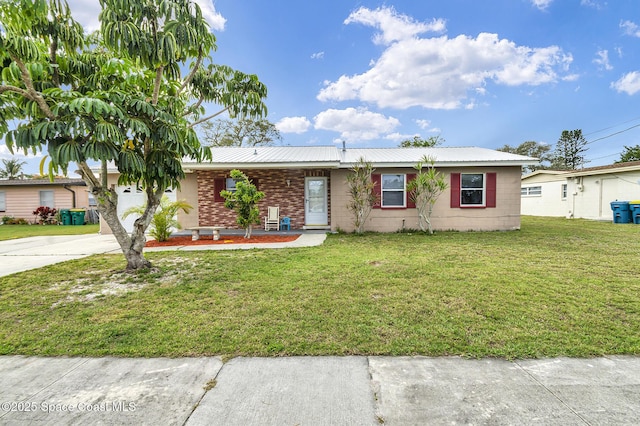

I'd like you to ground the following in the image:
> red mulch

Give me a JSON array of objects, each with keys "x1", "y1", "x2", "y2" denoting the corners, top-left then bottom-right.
[{"x1": 145, "y1": 234, "x2": 300, "y2": 247}]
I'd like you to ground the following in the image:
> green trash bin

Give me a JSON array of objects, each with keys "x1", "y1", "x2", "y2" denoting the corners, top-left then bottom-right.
[
  {"x1": 60, "y1": 209, "x2": 71, "y2": 226},
  {"x1": 70, "y1": 209, "x2": 86, "y2": 225}
]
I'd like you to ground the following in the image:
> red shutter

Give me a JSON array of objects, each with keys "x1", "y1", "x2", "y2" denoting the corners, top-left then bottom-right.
[
  {"x1": 406, "y1": 173, "x2": 416, "y2": 209},
  {"x1": 214, "y1": 178, "x2": 225, "y2": 202},
  {"x1": 372, "y1": 174, "x2": 381, "y2": 209},
  {"x1": 450, "y1": 173, "x2": 461, "y2": 208},
  {"x1": 252, "y1": 178, "x2": 259, "y2": 191},
  {"x1": 486, "y1": 173, "x2": 497, "y2": 208}
]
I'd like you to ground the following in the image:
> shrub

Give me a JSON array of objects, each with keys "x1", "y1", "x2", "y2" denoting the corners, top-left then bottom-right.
[
  {"x1": 123, "y1": 195, "x2": 193, "y2": 242},
  {"x1": 32, "y1": 206, "x2": 58, "y2": 224}
]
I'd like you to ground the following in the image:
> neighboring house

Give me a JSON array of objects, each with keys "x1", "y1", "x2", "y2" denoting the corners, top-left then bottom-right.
[
  {"x1": 0, "y1": 178, "x2": 91, "y2": 222},
  {"x1": 521, "y1": 161, "x2": 640, "y2": 220},
  {"x1": 99, "y1": 146, "x2": 537, "y2": 234}
]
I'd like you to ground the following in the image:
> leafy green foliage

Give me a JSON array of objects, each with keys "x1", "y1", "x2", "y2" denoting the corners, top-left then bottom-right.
[
  {"x1": 551, "y1": 129, "x2": 589, "y2": 170},
  {"x1": 221, "y1": 170, "x2": 265, "y2": 238},
  {"x1": 617, "y1": 145, "x2": 640, "y2": 163},
  {"x1": 399, "y1": 135, "x2": 444, "y2": 147},
  {"x1": 346, "y1": 157, "x2": 377, "y2": 234},
  {"x1": 199, "y1": 118, "x2": 282, "y2": 147},
  {"x1": 407, "y1": 156, "x2": 448, "y2": 234},
  {"x1": 0, "y1": 158, "x2": 26, "y2": 179},
  {"x1": 0, "y1": 0, "x2": 268, "y2": 270},
  {"x1": 123, "y1": 196, "x2": 193, "y2": 242},
  {"x1": 497, "y1": 141, "x2": 551, "y2": 172}
]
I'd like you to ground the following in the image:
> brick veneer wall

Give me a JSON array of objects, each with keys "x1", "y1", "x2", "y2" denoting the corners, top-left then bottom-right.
[{"x1": 197, "y1": 169, "x2": 331, "y2": 230}]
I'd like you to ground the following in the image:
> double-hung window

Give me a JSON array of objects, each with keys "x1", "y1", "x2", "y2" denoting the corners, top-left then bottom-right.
[
  {"x1": 461, "y1": 174, "x2": 484, "y2": 206},
  {"x1": 381, "y1": 174, "x2": 406, "y2": 208},
  {"x1": 0, "y1": 191, "x2": 5, "y2": 212},
  {"x1": 450, "y1": 172, "x2": 497, "y2": 208}
]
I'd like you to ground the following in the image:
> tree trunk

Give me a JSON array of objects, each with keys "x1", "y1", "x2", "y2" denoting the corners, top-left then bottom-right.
[
  {"x1": 77, "y1": 161, "x2": 160, "y2": 271},
  {"x1": 245, "y1": 224, "x2": 252, "y2": 239}
]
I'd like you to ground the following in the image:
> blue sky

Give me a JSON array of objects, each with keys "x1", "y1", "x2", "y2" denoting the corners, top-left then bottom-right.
[{"x1": 3, "y1": 0, "x2": 640, "y2": 174}]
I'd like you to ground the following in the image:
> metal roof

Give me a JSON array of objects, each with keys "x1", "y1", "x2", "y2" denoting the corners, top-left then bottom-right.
[
  {"x1": 339, "y1": 147, "x2": 538, "y2": 168},
  {"x1": 183, "y1": 146, "x2": 342, "y2": 169},
  {"x1": 182, "y1": 146, "x2": 538, "y2": 170}
]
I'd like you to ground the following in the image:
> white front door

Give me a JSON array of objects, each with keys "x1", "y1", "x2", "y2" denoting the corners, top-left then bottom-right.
[{"x1": 305, "y1": 177, "x2": 328, "y2": 226}]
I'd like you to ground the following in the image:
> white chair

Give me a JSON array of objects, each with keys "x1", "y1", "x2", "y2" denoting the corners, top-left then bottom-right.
[{"x1": 264, "y1": 206, "x2": 280, "y2": 231}]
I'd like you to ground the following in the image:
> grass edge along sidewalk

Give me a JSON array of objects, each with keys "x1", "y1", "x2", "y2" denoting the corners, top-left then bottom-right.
[{"x1": 0, "y1": 216, "x2": 639, "y2": 359}]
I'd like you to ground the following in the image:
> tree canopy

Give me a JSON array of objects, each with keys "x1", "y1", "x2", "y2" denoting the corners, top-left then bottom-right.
[
  {"x1": 199, "y1": 118, "x2": 281, "y2": 147},
  {"x1": 399, "y1": 135, "x2": 444, "y2": 148},
  {"x1": 0, "y1": 158, "x2": 26, "y2": 179},
  {"x1": 0, "y1": 0, "x2": 268, "y2": 270},
  {"x1": 551, "y1": 129, "x2": 589, "y2": 170},
  {"x1": 617, "y1": 145, "x2": 640, "y2": 163},
  {"x1": 496, "y1": 141, "x2": 551, "y2": 172}
]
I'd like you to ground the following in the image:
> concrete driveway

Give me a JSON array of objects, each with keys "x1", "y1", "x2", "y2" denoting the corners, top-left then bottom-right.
[{"x1": 0, "y1": 234, "x2": 122, "y2": 277}]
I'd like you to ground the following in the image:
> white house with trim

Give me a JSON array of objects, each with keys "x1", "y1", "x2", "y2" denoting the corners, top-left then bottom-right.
[{"x1": 521, "y1": 161, "x2": 640, "y2": 220}]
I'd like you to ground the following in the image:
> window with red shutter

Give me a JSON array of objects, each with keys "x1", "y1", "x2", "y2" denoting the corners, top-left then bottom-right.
[{"x1": 213, "y1": 178, "x2": 225, "y2": 202}]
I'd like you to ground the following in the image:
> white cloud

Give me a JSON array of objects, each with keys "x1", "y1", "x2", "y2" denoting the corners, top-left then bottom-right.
[
  {"x1": 531, "y1": 0, "x2": 553, "y2": 11},
  {"x1": 66, "y1": 0, "x2": 225, "y2": 33},
  {"x1": 621, "y1": 20, "x2": 640, "y2": 38},
  {"x1": 611, "y1": 71, "x2": 640, "y2": 95},
  {"x1": 275, "y1": 116, "x2": 312, "y2": 134},
  {"x1": 313, "y1": 108, "x2": 400, "y2": 142},
  {"x1": 345, "y1": 6, "x2": 446, "y2": 45},
  {"x1": 580, "y1": 0, "x2": 604, "y2": 9},
  {"x1": 318, "y1": 11, "x2": 572, "y2": 111},
  {"x1": 415, "y1": 119, "x2": 431, "y2": 129},
  {"x1": 593, "y1": 49, "x2": 613, "y2": 71},
  {"x1": 311, "y1": 52, "x2": 325, "y2": 60}
]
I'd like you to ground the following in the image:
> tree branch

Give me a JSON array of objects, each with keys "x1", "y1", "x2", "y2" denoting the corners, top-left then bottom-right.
[
  {"x1": 151, "y1": 66, "x2": 164, "y2": 106},
  {"x1": 9, "y1": 54, "x2": 56, "y2": 120},
  {"x1": 178, "y1": 52, "x2": 203, "y2": 95},
  {"x1": 0, "y1": 85, "x2": 33, "y2": 99},
  {"x1": 188, "y1": 105, "x2": 231, "y2": 128},
  {"x1": 183, "y1": 94, "x2": 206, "y2": 117}
]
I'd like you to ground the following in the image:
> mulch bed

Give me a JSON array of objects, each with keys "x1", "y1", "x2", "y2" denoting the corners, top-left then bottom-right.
[{"x1": 145, "y1": 234, "x2": 300, "y2": 247}]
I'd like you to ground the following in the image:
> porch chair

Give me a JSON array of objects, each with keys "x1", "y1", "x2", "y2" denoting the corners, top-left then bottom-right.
[{"x1": 264, "y1": 206, "x2": 280, "y2": 231}]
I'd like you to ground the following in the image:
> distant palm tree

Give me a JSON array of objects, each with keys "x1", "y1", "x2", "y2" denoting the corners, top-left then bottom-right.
[{"x1": 0, "y1": 158, "x2": 27, "y2": 179}]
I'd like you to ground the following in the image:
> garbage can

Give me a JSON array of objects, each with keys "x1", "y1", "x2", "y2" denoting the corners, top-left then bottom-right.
[
  {"x1": 70, "y1": 209, "x2": 86, "y2": 225},
  {"x1": 60, "y1": 209, "x2": 71, "y2": 226},
  {"x1": 610, "y1": 201, "x2": 632, "y2": 224},
  {"x1": 629, "y1": 201, "x2": 640, "y2": 224}
]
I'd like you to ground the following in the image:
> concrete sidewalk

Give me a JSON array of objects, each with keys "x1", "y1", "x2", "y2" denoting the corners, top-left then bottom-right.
[
  {"x1": 0, "y1": 233, "x2": 326, "y2": 277},
  {"x1": 1, "y1": 355, "x2": 639, "y2": 425}
]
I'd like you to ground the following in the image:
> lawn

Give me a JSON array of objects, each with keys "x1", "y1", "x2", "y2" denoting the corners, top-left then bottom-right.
[
  {"x1": 1, "y1": 216, "x2": 639, "y2": 359},
  {"x1": 0, "y1": 224, "x2": 100, "y2": 241}
]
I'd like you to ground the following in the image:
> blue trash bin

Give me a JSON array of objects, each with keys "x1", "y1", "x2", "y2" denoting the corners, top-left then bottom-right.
[
  {"x1": 629, "y1": 201, "x2": 640, "y2": 224},
  {"x1": 610, "y1": 201, "x2": 632, "y2": 224}
]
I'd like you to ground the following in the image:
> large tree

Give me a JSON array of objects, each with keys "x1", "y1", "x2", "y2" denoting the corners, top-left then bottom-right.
[
  {"x1": 550, "y1": 129, "x2": 589, "y2": 170},
  {"x1": 0, "y1": 158, "x2": 26, "y2": 179},
  {"x1": 199, "y1": 118, "x2": 281, "y2": 146},
  {"x1": 497, "y1": 141, "x2": 552, "y2": 172},
  {"x1": 0, "y1": 0, "x2": 267, "y2": 270},
  {"x1": 617, "y1": 145, "x2": 640, "y2": 163}
]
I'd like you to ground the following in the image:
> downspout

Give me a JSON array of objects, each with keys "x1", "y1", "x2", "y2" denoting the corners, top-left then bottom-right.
[{"x1": 63, "y1": 185, "x2": 77, "y2": 208}]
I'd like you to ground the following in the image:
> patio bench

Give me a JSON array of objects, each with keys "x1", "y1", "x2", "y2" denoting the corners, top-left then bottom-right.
[{"x1": 186, "y1": 226, "x2": 224, "y2": 241}]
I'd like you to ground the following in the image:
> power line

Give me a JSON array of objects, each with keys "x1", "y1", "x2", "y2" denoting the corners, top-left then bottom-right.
[
  {"x1": 586, "y1": 123, "x2": 640, "y2": 145},
  {"x1": 584, "y1": 116, "x2": 640, "y2": 137}
]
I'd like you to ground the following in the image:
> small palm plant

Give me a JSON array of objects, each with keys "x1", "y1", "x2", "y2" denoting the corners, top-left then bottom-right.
[{"x1": 123, "y1": 195, "x2": 193, "y2": 242}]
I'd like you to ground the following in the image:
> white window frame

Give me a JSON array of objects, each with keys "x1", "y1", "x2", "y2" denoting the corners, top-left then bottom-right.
[
  {"x1": 381, "y1": 174, "x2": 406, "y2": 208},
  {"x1": 39, "y1": 190, "x2": 54, "y2": 208},
  {"x1": 225, "y1": 177, "x2": 237, "y2": 193},
  {"x1": 460, "y1": 173, "x2": 485, "y2": 206},
  {"x1": 0, "y1": 191, "x2": 5, "y2": 212},
  {"x1": 561, "y1": 184, "x2": 567, "y2": 200},
  {"x1": 521, "y1": 186, "x2": 542, "y2": 197}
]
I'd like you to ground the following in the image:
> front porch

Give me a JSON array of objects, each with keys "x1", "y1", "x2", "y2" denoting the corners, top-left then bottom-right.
[{"x1": 196, "y1": 169, "x2": 332, "y2": 231}]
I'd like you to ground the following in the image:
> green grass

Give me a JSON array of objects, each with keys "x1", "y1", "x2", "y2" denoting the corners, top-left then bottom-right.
[
  {"x1": 0, "y1": 224, "x2": 100, "y2": 241},
  {"x1": 1, "y1": 216, "x2": 639, "y2": 359}
]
